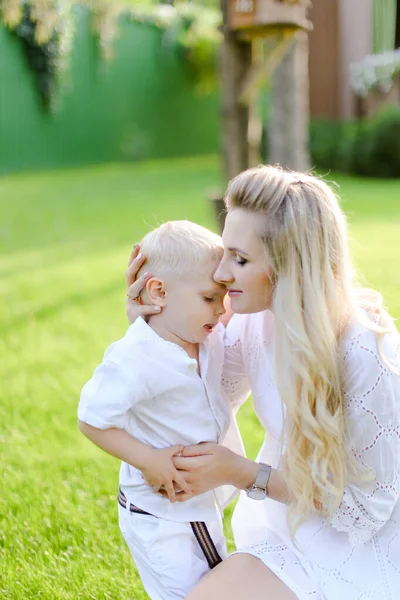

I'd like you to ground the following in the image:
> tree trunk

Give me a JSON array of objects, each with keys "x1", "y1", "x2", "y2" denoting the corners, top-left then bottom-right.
[
  {"x1": 268, "y1": 30, "x2": 310, "y2": 171},
  {"x1": 220, "y1": 0, "x2": 252, "y2": 182}
]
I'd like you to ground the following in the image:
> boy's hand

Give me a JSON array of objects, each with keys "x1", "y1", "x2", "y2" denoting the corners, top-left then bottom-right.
[{"x1": 141, "y1": 445, "x2": 190, "y2": 503}]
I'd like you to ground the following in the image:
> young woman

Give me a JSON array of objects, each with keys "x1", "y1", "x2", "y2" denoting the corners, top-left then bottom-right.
[{"x1": 126, "y1": 165, "x2": 400, "y2": 600}]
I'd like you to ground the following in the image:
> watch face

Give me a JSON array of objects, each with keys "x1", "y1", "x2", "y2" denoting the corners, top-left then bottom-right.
[{"x1": 247, "y1": 488, "x2": 267, "y2": 501}]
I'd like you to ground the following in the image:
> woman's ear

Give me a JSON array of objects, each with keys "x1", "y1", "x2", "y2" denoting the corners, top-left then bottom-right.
[{"x1": 146, "y1": 277, "x2": 168, "y2": 307}]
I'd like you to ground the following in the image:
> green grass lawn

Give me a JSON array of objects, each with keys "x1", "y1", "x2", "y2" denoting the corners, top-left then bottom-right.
[{"x1": 1, "y1": 156, "x2": 399, "y2": 599}]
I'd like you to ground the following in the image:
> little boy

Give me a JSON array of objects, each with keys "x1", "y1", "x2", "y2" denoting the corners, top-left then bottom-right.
[{"x1": 78, "y1": 221, "x2": 238, "y2": 600}]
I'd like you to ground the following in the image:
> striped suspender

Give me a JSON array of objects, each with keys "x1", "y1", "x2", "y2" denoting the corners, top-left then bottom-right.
[
  {"x1": 190, "y1": 521, "x2": 223, "y2": 569},
  {"x1": 118, "y1": 489, "x2": 223, "y2": 569}
]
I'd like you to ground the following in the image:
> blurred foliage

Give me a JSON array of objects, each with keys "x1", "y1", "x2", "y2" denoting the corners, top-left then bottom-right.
[
  {"x1": 1, "y1": 0, "x2": 74, "y2": 108},
  {"x1": 12, "y1": 7, "x2": 67, "y2": 108},
  {"x1": 161, "y1": 2, "x2": 222, "y2": 93},
  {"x1": 0, "y1": 0, "x2": 222, "y2": 107}
]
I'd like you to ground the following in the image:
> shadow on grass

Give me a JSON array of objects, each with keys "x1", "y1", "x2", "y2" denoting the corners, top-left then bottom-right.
[{"x1": 1, "y1": 279, "x2": 122, "y2": 333}]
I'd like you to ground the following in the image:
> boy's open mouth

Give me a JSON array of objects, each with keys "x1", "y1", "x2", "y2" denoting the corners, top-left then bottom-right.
[{"x1": 203, "y1": 324, "x2": 215, "y2": 332}]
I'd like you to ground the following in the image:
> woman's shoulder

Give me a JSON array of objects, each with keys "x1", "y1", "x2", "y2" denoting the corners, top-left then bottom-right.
[
  {"x1": 342, "y1": 309, "x2": 399, "y2": 354},
  {"x1": 340, "y1": 309, "x2": 400, "y2": 390}
]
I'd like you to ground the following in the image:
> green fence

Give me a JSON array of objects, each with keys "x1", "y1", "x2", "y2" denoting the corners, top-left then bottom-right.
[{"x1": 0, "y1": 9, "x2": 219, "y2": 174}]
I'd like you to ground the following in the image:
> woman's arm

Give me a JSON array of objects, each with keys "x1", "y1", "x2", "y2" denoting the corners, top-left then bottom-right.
[
  {"x1": 169, "y1": 442, "x2": 290, "y2": 504},
  {"x1": 329, "y1": 326, "x2": 400, "y2": 545}
]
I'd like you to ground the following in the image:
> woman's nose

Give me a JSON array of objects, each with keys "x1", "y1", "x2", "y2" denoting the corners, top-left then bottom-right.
[{"x1": 214, "y1": 261, "x2": 233, "y2": 285}]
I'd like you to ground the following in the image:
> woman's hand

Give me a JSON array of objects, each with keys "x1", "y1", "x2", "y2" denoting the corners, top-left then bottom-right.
[
  {"x1": 220, "y1": 294, "x2": 234, "y2": 327},
  {"x1": 169, "y1": 443, "x2": 288, "y2": 506},
  {"x1": 163, "y1": 442, "x2": 257, "y2": 502},
  {"x1": 125, "y1": 244, "x2": 162, "y2": 323}
]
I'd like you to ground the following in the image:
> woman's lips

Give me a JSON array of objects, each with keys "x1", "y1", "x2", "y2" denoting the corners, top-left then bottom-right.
[{"x1": 228, "y1": 290, "x2": 243, "y2": 297}]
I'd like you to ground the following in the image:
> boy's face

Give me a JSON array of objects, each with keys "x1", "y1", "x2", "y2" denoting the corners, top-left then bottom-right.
[{"x1": 163, "y1": 260, "x2": 227, "y2": 344}]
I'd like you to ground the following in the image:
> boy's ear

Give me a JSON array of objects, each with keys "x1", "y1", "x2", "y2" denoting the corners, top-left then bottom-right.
[{"x1": 146, "y1": 277, "x2": 168, "y2": 307}]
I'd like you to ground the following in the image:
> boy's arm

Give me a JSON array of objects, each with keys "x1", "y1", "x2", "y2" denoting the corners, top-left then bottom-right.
[
  {"x1": 78, "y1": 421, "x2": 189, "y2": 502},
  {"x1": 78, "y1": 420, "x2": 155, "y2": 470}
]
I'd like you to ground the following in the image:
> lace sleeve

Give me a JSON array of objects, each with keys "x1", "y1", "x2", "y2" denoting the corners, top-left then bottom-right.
[
  {"x1": 330, "y1": 325, "x2": 400, "y2": 546},
  {"x1": 222, "y1": 314, "x2": 251, "y2": 412}
]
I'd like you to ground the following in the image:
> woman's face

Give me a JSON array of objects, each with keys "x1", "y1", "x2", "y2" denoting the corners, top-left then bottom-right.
[{"x1": 214, "y1": 208, "x2": 274, "y2": 314}]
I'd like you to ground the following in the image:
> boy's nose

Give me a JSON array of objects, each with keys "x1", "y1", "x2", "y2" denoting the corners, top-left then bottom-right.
[{"x1": 216, "y1": 302, "x2": 226, "y2": 317}]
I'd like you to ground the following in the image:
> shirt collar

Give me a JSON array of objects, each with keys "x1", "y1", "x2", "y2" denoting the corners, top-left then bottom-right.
[{"x1": 129, "y1": 317, "x2": 200, "y2": 365}]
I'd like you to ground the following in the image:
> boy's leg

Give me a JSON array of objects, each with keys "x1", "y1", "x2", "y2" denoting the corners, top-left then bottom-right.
[
  {"x1": 118, "y1": 506, "x2": 227, "y2": 600},
  {"x1": 198, "y1": 517, "x2": 228, "y2": 566},
  {"x1": 119, "y1": 506, "x2": 164, "y2": 599}
]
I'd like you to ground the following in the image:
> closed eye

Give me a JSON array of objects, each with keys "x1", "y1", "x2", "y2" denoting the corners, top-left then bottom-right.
[{"x1": 235, "y1": 255, "x2": 248, "y2": 266}]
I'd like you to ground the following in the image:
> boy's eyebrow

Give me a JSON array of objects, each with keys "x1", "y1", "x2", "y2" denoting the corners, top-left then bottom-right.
[{"x1": 227, "y1": 246, "x2": 249, "y2": 256}]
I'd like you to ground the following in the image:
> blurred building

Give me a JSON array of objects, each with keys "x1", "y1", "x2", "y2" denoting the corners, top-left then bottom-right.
[{"x1": 309, "y1": 0, "x2": 400, "y2": 119}]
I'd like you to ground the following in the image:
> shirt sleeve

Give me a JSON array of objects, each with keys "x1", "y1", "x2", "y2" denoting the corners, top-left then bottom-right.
[
  {"x1": 222, "y1": 314, "x2": 251, "y2": 412},
  {"x1": 330, "y1": 325, "x2": 400, "y2": 546},
  {"x1": 78, "y1": 359, "x2": 150, "y2": 430}
]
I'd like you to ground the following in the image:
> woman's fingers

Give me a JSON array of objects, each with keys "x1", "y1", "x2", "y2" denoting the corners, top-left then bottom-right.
[
  {"x1": 126, "y1": 296, "x2": 161, "y2": 324},
  {"x1": 172, "y1": 455, "x2": 203, "y2": 471},
  {"x1": 181, "y1": 442, "x2": 216, "y2": 457},
  {"x1": 125, "y1": 251, "x2": 145, "y2": 287},
  {"x1": 127, "y1": 243, "x2": 140, "y2": 267},
  {"x1": 174, "y1": 491, "x2": 194, "y2": 502},
  {"x1": 126, "y1": 273, "x2": 150, "y2": 301},
  {"x1": 125, "y1": 246, "x2": 163, "y2": 323},
  {"x1": 173, "y1": 472, "x2": 191, "y2": 494},
  {"x1": 168, "y1": 445, "x2": 185, "y2": 457}
]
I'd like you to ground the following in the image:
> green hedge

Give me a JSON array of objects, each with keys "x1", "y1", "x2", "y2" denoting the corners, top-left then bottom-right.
[
  {"x1": 310, "y1": 120, "x2": 356, "y2": 173},
  {"x1": 351, "y1": 107, "x2": 400, "y2": 177},
  {"x1": 310, "y1": 107, "x2": 400, "y2": 178}
]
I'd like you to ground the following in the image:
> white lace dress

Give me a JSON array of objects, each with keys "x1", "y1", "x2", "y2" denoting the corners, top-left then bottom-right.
[{"x1": 222, "y1": 310, "x2": 400, "y2": 600}]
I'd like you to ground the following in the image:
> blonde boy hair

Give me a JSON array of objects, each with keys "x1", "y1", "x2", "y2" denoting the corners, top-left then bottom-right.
[{"x1": 137, "y1": 220, "x2": 223, "y2": 282}]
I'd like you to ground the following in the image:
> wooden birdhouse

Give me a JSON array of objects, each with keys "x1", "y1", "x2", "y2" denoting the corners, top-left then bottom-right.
[{"x1": 228, "y1": 0, "x2": 311, "y2": 37}]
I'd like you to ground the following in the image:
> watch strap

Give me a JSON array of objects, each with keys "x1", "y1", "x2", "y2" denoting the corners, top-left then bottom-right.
[{"x1": 247, "y1": 462, "x2": 272, "y2": 495}]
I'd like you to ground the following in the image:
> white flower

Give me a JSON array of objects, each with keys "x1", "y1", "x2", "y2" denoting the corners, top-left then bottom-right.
[{"x1": 350, "y1": 49, "x2": 400, "y2": 96}]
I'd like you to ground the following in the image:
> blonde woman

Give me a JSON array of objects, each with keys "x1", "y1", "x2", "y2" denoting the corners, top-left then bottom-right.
[{"x1": 126, "y1": 166, "x2": 400, "y2": 600}]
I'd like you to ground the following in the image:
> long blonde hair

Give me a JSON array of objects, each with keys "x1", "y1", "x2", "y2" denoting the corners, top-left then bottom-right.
[{"x1": 225, "y1": 165, "x2": 393, "y2": 534}]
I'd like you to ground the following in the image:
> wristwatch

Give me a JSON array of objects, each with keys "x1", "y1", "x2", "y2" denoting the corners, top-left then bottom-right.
[{"x1": 245, "y1": 462, "x2": 272, "y2": 500}]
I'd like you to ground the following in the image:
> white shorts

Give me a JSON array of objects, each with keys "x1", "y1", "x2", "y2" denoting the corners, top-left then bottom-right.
[{"x1": 118, "y1": 505, "x2": 227, "y2": 600}]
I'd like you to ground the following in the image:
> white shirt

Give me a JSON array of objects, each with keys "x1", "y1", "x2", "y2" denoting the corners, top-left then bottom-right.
[
  {"x1": 78, "y1": 317, "x2": 235, "y2": 522},
  {"x1": 224, "y1": 310, "x2": 400, "y2": 599}
]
